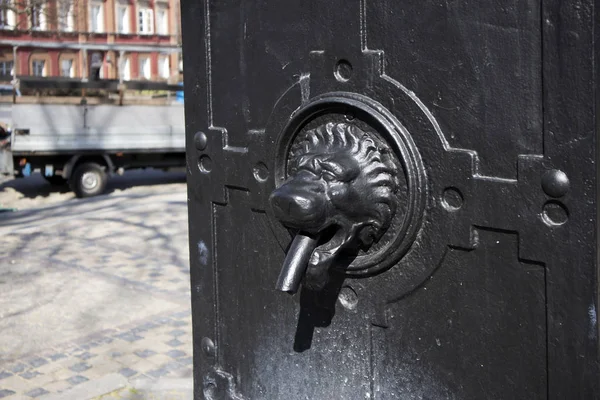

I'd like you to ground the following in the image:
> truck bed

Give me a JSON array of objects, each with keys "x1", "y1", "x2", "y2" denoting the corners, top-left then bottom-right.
[{"x1": 10, "y1": 103, "x2": 185, "y2": 154}]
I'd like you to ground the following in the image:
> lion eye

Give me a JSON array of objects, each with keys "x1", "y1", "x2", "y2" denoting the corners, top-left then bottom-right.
[{"x1": 322, "y1": 171, "x2": 338, "y2": 182}]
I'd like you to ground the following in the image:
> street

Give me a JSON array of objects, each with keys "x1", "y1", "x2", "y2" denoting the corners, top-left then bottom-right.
[{"x1": 0, "y1": 171, "x2": 192, "y2": 399}]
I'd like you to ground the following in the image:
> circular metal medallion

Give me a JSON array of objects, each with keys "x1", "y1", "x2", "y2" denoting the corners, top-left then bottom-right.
[{"x1": 272, "y1": 92, "x2": 426, "y2": 277}]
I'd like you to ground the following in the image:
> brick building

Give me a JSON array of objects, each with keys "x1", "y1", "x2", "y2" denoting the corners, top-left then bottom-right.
[{"x1": 0, "y1": 0, "x2": 181, "y2": 82}]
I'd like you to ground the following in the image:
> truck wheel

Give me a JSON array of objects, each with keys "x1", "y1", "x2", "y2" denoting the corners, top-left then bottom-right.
[
  {"x1": 70, "y1": 162, "x2": 108, "y2": 198},
  {"x1": 43, "y1": 175, "x2": 67, "y2": 186}
]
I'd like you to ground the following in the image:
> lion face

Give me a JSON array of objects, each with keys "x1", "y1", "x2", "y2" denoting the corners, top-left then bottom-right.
[{"x1": 270, "y1": 122, "x2": 399, "y2": 289}]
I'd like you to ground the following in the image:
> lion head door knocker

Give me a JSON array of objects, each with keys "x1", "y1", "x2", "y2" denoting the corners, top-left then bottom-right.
[
  {"x1": 266, "y1": 92, "x2": 427, "y2": 295},
  {"x1": 270, "y1": 122, "x2": 400, "y2": 292}
]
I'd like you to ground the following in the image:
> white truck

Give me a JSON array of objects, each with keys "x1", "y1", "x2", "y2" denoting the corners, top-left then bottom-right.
[{"x1": 0, "y1": 101, "x2": 185, "y2": 197}]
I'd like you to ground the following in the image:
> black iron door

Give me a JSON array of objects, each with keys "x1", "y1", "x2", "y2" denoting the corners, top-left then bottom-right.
[{"x1": 182, "y1": 1, "x2": 599, "y2": 399}]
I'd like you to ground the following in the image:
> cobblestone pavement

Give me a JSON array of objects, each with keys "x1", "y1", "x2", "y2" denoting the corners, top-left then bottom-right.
[{"x1": 0, "y1": 178, "x2": 192, "y2": 399}]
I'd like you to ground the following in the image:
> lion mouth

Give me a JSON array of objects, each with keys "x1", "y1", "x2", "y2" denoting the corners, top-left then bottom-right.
[
  {"x1": 306, "y1": 224, "x2": 352, "y2": 283},
  {"x1": 313, "y1": 224, "x2": 344, "y2": 251}
]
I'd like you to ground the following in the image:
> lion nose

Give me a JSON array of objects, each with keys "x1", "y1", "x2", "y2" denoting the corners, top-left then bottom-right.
[{"x1": 269, "y1": 184, "x2": 326, "y2": 229}]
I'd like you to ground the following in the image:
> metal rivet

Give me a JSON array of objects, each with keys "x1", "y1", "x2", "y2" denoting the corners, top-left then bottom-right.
[
  {"x1": 198, "y1": 155, "x2": 213, "y2": 173},
  {"x1": 194, "y1": 131, "x2": 208, "y2": 150},
  {"x1": 253, "y1": 162, "x2": 269, "y2": 182},
  {"x1": 201, "y1": 337, "x2": 216, "y2": 357},
  {"x1": 541, "y1": 169, "x2": 569, "y2": 198},
  {"x1": 338, "y1": 286, "x2": 358, "y2": 311},
  {"x1": 334, "y1": 59, "x2": 352, "y2": 82},
  {"x1": 542, "y1": 201, "x2": 568, "y2": 226},
  {"x1": 442, "y1": 187, "x2": 463, "y2": 211}
]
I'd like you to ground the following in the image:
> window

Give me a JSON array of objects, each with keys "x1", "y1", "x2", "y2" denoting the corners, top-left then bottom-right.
[
  {"x1": 122, "y1": 57, "x2": 130, "y2": 80},
  {"x1": 156, "y1": 6, "x2": 167, "y2": 35},
  {"x1": 32, "y1": 60, "x2": 45, "y2": 77},
  {"x1": 31, "y1": 1, "x2": 45, "y2": 30},
  {"x1": 0, "y1": 0, "x2": 14, "y2": 29},
  {"x1": 0, "y1": 61, "x2": 13, "y2": 77},
  {"x1": 158, "y1": 55, "x2": 169, "y2": 79},
  {"x1": 0, "y1": 1, "x2": 8, "y2": 28},
  {"x1": 137, "y1": 6, "x2": 152, "y2": 34},
  {"x1": 61, "y1": 59, "x2": 74, "y2": 77},
  {"x1": 117, "y1": 3, "x2": 129, "y2": 33},
  {"x1": 90, "y1": 2, "x2": 103, "y2": 33},
  {"x1": 58, "y1": 0, "x2": 73, "y2": 31},
  {"x1": 90, "y1": 52, "x2": 103, "y2": 79},
  {"x1": 138, "y1": 56, "x2": 150, "y2": 79}
]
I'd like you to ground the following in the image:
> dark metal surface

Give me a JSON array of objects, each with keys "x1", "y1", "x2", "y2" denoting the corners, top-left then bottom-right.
[{"x1": 182, "y1": 0, "x2": 600, "y2": 399}]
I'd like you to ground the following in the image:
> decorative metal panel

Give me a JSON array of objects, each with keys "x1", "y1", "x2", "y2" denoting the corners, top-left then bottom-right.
[{"x1": 182, "y1": 0, "x2": 599, "y2": 398}]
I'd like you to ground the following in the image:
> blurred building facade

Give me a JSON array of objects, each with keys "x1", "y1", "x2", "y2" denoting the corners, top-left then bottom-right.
[{"x1": 0, "y1": 0, "x2": 182, "y2": 82}]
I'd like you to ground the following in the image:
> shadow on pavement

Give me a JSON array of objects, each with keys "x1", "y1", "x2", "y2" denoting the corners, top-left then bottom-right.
[
  {"x1": 105, "y1": 169, "x2": 186, "y2": 194},
  {"x1": 0, "y1": 169, "x2": 186, "y2": 200},
  {"x1": 0, "y1": 174, "x2": 70, "y2": 199}
]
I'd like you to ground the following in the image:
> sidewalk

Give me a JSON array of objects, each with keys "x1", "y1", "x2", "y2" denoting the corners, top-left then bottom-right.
[{"x1": 0, "y1": 181, "x2": 193, "y2": 399}]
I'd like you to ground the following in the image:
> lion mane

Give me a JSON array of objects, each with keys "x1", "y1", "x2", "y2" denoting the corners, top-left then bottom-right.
[{"x1": 288, "y1": 122, "x2": 399, "y2": 244}]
